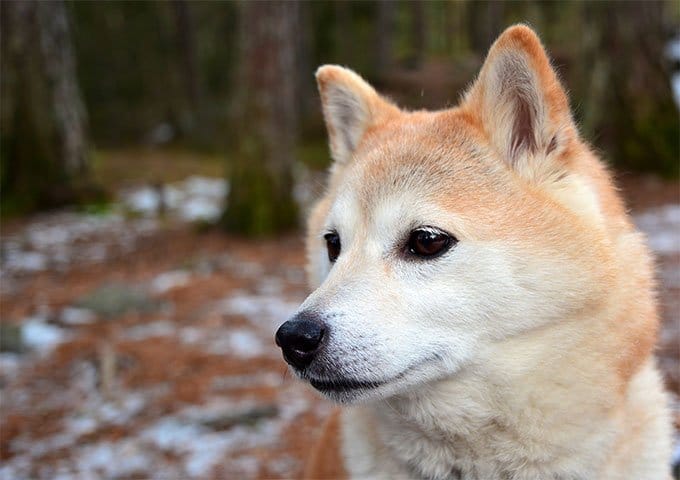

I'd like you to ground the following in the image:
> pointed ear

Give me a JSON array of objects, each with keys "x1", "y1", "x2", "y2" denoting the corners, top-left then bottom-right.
[
  {"x1": 463, "y1": 25, "x2": 577, "y2": 177},
  {"x1": 316, "y1": 65, "x2": 398, "y2": 165}
]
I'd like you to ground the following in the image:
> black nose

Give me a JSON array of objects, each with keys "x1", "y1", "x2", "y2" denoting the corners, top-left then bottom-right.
[{"x1": 275, "y1": 312, "x2": 326, "y2": 370}]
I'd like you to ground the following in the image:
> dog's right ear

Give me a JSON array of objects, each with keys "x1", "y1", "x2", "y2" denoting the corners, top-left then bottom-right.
[{"x1": 316, "y1": 65, "x2": 398, "y2": 165}]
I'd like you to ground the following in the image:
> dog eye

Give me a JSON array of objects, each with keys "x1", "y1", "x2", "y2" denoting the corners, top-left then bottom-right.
[
  {"x1": 407, "y1": 227, "x2": 456, "y2": 259},
  {"x1": 324, "y1": 232, "x2": 341, "y2": 263}
]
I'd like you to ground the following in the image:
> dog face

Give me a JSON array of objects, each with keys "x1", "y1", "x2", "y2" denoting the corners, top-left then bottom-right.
[{"x1": 276, "y1": 25, "x2": 619, "y2": 403}]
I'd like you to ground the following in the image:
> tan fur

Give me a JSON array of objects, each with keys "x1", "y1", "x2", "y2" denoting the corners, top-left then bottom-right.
[
  {"x1": 304, "y1": 409, "x2": 347, "y2": 480},
  {"x1": 301, "y1": 25, "x2": 671, "y2": 479}
]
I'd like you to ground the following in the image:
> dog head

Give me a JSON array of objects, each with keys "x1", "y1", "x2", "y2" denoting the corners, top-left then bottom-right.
[{"x1": 276, "y1": 25, "x2": 626, "y2": 403}]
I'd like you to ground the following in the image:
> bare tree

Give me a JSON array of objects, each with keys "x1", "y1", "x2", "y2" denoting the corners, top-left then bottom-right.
[
  {"x1": 171, "y1": 0, "x2": 202, "y2": 132},
  {"x1": 221, "y1": 1, "x2": 299, "y2": 235},
  {"x1": 375, "y1": 0, "x2": 396, "y2": 78},
  {"x1": 409, "y1": 1, "x2": 425, "y2": 69},
  {"x1": 1, "y1": 0, "x2": 91, "y2": 211},
  {"x1": 37, "y1": 0, "x2": 89, "y2": 175}
]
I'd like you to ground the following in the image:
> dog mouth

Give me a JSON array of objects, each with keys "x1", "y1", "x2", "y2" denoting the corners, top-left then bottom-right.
[
  {"x1": 303, "y1": 353, "x2": 443, "y2": 395},
  {"x1": 308, "y1": 376, "x2": 385, "y2": 393}
]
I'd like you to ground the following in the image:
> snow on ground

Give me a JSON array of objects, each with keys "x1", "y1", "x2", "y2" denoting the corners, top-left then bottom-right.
[
  {"x1": 21, "y1": 318, "x2": 69, "y2": 353},
  {"x1": 0, "y1": 211, "x2": 314, "y2": 479},
  {"x1": 634, "y1": 204, "x2": 680, "y2": 255},
  {"x1": 121, "y1": 176, "x2": 229, "y2": 222},
  {"x1": 0, "y1": 176, "x2": 228, "y2": 293},
  {"x1": 0, "y1": 211, "x2": 157, "y2": 294},
  {"x1": 150, "y1": 270, "x2": 192, "y2": 294}
]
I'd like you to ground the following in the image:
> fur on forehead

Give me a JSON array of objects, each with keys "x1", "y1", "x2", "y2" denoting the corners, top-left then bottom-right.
[{"x1": 344, "y1": 112, "x2": 514, "y2": 205}]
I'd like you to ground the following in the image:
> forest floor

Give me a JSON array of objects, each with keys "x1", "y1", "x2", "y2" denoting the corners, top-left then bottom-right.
[{"x1": 0, "y1": 151, "x2": 678, "y2": 479}]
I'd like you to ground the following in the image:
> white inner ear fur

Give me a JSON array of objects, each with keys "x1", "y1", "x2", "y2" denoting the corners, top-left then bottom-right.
[
  {"x1": 484, "y1": 53, "x2": 546, "y2": 162},
  {"x1": 476, "y1": 51, "x2": 573, "y2": 185},
  {"x1": 322, "y1": 82, "x2": 372, "y2": 165}
]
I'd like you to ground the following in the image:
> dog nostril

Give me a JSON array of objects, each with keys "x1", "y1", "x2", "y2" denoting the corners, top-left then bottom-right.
[
  {"x1": 294, "y1": 325, "x2": 325, "y2": 353},
  {"x1": 275, "y1": 314, "x2": 327, "y2": 370}
]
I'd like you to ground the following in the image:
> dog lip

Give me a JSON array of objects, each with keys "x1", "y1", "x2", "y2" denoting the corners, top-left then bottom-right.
[
  {"x1": 308, "y1": 376, "x2": 385, "y2": 392},
  {"x1": 305, "y1": 353, "x2": 443, "y2": 393}
]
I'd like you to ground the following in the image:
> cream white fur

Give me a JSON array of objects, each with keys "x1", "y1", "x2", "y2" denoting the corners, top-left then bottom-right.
[{"x1": 291, "y1": 26, "x2": 672, "y2": 480}]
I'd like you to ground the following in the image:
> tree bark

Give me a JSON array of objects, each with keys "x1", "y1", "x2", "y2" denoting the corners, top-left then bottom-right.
[
  {"x1": 1, "y1": 0, "x2": 91, "y2": 213},
  {"x1": 171, "y1": 0, "x2": 202, "y2": 131},
  {"x1": 37, "y1": 0, "x2": 89, "y2": 175},
  {"x1": 375, "y1": 0, "x2": 396, "y2": 78},
  {"x1": 409, "y1": 0, "x2": 425, "y2": 69},
  {"x1": 221, "y1": 0, "x2": 299, "y2": 236}
]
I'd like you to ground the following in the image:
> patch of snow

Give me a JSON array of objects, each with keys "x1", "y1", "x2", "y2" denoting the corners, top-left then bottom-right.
[
  {"x1": 4, "y1": 251, "x2": 48, "y2": 272},
  {"x1": 211, "y1": 372, "x2": 282, "y2": 391},
  {"x1": 179, "y1": 197, "x2": 222, "y2": 222},
  {"x1": 634, "y1": 205, "x2": 680, "y2": 254},
  {"x1": 151, "y1": 270, "x2": 191, "y2": 294},
  {"x1": 141, "y1": 400, "x2": 283, "y2": 479},
  {"x1": 0, "y1": 353, "x2": 21, "y2": 381},
  {"x1": 0, "y1": 456, "x2": 31, "y2": 480},
  {"x1": 1, "y1": 211, "x2": 158, "y2": 278},
  {"x1": 125, "y1": 187, "x2": 160, "y2": 215},
  {"x1": 76, "y1": 439, "x2": 151, "y2": 478},
  {"x1": 183, "y1": 176, "x2": 229, "y2": 199},
  {"x1": 277, "y1": 390, "x2": 311, "y2": 422},
  {"x1": 59, "y1": 307, "x2": 95, "y2": 326},
  {"x1": 121, "y1": 176, "x2": 228, "y2": 223},
  {"x1": 666, "y1": 37, "x2": 680, "y2": 61},
  {"x1": 122, "y1": 321, "x2": 175, "y2": 341},
  {"x1": 97, "y1": 394, "x2": 147, "y2": 425},
  {"x1": 22, "y1": 319, "x2": 67, "y2": 353},
  {"x1": 15, "y1": 430, "x2": 82, "y2": 459},
  {"x1": 268, "y1": 455, "x2": 301, "y2": 477},
  {"x1": 178, "y1": 326, "x2": 203, "y2": 344},
  {"x1": 219, "y1": 294, "x2": 299, "y2": 329},
  {"x1": 141, "y1": 418, "x2": 205, "y2": 451},
  {"x1": 64, "y1": 416, "x2": 98, "y2": 437},
  {"x1": 208, "y1": 328, "x2": 266, "y2": 357}
]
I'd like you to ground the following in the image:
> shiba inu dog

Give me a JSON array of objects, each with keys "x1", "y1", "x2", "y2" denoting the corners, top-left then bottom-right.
[{"x1": 275, "y1": 25, "x2": 672, "y2": 479}]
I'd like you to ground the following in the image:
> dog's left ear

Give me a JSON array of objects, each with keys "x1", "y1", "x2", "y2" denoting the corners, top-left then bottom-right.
[
  {"x1": 463, "y1": 25, "x2": 577, "y2": 178},
  {"x1": 316, "y1": 65, "x2": 399, "y2": 165}
]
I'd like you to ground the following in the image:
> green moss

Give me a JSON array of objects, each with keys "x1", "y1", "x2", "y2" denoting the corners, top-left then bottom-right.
[{"x1": 221, "y1": 159, "x2": 298, "y2": 236}]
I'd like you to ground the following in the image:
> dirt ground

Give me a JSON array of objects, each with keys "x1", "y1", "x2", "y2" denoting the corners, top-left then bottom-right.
[{"x1": 0, "y1": 173, "x2": 678, "y2": 479}]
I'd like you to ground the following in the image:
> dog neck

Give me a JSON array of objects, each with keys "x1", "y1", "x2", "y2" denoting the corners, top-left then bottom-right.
[{"x1": 349, "y1": 319, "x2": 629, "y2": 479}]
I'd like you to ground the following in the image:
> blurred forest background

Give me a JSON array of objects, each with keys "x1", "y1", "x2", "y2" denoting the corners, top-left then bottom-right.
[
  {"x1": 2, "y1": 0, "x2": 679, "y2": 231},
  {"x1": 1, "y1": 2, "x2": 679, "y2": 479}
]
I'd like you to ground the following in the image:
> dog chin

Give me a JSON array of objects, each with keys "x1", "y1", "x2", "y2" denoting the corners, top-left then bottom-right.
[
  {"x1": 298, "y1": 355, "x2": 450, "y2": 404},
  {"x1": 304, "y1": 375, "x2": 402, "y2": 404}
]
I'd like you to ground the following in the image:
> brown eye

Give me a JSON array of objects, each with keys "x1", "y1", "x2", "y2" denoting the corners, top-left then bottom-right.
[
  {"x1": 324, "y1": 232, "x2": 341, "y2": 263},
  {"x1": 407, "y1": 227, "x2": 455, "y2": 258}
]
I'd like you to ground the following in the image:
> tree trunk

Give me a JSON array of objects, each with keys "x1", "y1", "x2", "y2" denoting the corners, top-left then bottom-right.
[
  {"x1": 1, "y1": 0, "x2": 91, "y2": 213},
  {"x1": 375, "y1": 0, "x2": 396, "y2": 79},
  {"x1": 409, "y1": 0, "x2": 425, "y2": 69},
  {"x1": 467, "y1": 1, "x2": 505, "y2": 55},
  {"x1": 171, "y1": 0, "x2": 202, "y2": 133},
  {"x1": 221, "y1": 0, "x2": 299, "y2": 236},
  {"x1": 37, "y1": 0, "x2": 89, "y2": 176}
]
